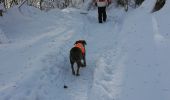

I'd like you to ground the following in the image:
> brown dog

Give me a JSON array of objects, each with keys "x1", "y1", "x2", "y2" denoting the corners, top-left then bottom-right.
[{"x1": 69, "y1": 40, "x2": 87, "y2": 76}]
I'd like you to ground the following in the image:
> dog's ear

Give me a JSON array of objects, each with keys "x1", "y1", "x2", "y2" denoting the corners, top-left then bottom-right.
[
  {"x1": 74, "y1": 41, "x2": 79, "y2": 45},
  {"x1": 82, "y1": 40, "x2": 87, "y2": 45}
]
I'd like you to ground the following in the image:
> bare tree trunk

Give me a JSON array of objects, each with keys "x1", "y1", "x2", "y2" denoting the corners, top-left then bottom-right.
[
  {"x1": 0, "y1": 9, "x2": 3, "y2": 16},
  {"x1": 40, "y1": 0, "x2": 43, "y2": 10},
  {"x1": 18, "y1": 0, "x2": 27, "y2": 9},
  {"x1": 4, "y1": 0, "x2": 7, "y2": 9},
  {"x1": 65, "y1": 0, "x2": 69, "y2": 7}
]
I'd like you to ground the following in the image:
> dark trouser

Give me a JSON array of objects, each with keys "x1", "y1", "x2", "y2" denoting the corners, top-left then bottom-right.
[{"x1": 98, "y1": 7, "x2": 107, "y2": 23}]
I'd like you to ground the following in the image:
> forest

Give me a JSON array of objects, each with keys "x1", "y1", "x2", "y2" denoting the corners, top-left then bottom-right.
[{"x1": 0, "y1": 0, "x2": 166, "y2": 15}]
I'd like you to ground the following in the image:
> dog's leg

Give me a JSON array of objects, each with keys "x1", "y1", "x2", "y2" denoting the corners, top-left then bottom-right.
[
  {"x1": 76, "y1": 63, "x2": 80, "y2": 76},
  {"x1": 83, "y1": 56, "x2": 86, "y2": 67},
  {"x1": 71, "y1": 63, "x2": 75, "y2": 75}
]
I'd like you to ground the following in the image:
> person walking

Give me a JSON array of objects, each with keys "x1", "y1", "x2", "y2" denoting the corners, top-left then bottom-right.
[{"x1": 95, "y1": 0, "x2": 111, "y2": 23}]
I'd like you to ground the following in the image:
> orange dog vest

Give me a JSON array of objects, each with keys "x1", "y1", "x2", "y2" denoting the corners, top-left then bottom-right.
[{"x1": 74, "y1": 43, "x2": 85, "y2": 56}]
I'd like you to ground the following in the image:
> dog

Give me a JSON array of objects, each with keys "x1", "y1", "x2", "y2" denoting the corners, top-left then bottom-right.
[{"x1": 69, "y1": 40, "x2": 87, "y2": 76}]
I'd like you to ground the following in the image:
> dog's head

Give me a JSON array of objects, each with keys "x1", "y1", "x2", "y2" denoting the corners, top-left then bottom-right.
[{"x1": 74, "y1": 40, "x2": 87, "y2": 46}]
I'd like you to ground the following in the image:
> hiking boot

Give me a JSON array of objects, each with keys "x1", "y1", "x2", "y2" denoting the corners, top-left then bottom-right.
[{"x1": 99, "y1": 21, "x2": 102, "y2": 23}]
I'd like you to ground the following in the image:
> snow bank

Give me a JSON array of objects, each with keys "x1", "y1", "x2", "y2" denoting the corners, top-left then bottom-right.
[
  {"x1": 153, "y1": 0, "x2": 170, "y2": 41},
  {"x1": 117, "y1": 1, "x2": 170, "y2": 100},
  {"x1": 18, "y1": 3, "x2": 43, "y2": 17},
  {"x1": 152, "y1": 1, "x2": 170, "y2": 99}
]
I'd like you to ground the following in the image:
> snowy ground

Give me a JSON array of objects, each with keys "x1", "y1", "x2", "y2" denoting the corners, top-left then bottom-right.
[{"x1": 0, "y1": 1, "x2": 170, "y2": 100}]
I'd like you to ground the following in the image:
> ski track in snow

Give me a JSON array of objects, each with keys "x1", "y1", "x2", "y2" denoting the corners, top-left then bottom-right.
[{"x1": 0, "y1": 9, "x2": 127, "y2": 100}]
